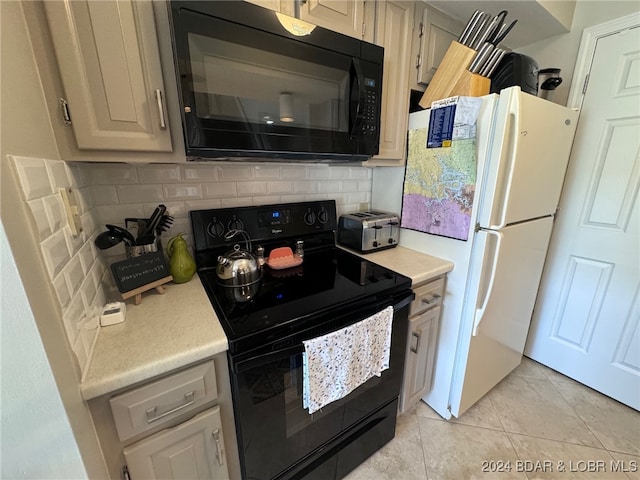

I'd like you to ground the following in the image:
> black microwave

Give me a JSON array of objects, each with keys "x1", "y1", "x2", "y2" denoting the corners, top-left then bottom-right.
[{"x1": 167, "y1": 1, "x2": 384, "y2": 162}]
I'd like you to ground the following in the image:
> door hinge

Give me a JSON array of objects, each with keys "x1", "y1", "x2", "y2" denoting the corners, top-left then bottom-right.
[
  {"x1": 362, "y1": 22, "x2": 366, "y2": 38},
  {"x1": 59, "y1": 98, "x2": 72, "y2": 126},
  {"x1": 416, "y1": 54, "x2": 422, "y2": 69},
  {"x1": 122, "y1": 465, "x2": 131, "y2": 480},
  {"x1": 419, "y1": 22, "x2": 425, "y2": 37},
  {"x1": 582, "y1": 74, "x2": 590, "y2": 95}
]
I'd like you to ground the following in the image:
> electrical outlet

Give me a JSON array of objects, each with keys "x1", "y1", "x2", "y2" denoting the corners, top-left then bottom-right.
[
  {"x1": 59, "y1": 187, "x2": 82, "y2": 236},
  {"x1": 359, "y1": 202, "x2": 369, "y2": 212}
]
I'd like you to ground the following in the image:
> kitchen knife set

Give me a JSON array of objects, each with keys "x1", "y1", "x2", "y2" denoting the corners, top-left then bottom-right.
[
  {"x1": 94, "y1": 204, "x2": 174, "y2": 250},
  {"x1": 458, "y1": 9, "x2": 517, "y2": 78}
]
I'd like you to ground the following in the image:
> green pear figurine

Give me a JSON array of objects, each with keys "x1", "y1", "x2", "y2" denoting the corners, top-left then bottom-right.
[{"x1": 166, "y1": 233, "x2": 196, "y2": 283}]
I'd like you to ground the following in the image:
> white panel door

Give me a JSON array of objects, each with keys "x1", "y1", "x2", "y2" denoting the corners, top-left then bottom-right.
[
  {"x1": 450, "y1": 217, "x2": 554, "y2": 417},
  {"x1": 525, "y1": 25, "x2": 640, "y2": 410},
  {"x1": 477, "y1": 87, "x2": 578, "y2": 228}
]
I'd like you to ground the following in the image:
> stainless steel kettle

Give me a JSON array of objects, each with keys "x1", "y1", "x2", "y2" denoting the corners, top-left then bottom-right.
[{"x1": 216, "y1": 230, "x2": 262, "y2": 291}]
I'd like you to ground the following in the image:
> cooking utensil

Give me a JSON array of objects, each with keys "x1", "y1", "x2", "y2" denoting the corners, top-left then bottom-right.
[
  {"x1": 156, "y1": 214, "x2": 174, "y2": 234},
  {"x1": 472, "y1": 12, "x2": 502, "y2": 50},
  {"x1": 106, "y1": 224, "x2": 136, "y2": 246},
  {"x1": 458, "y1": 10, "x2": 481, "y2": 46},
  {"x1": 482, "y1": 48, "x2": 507, "y2": 77},
  {"x1": 216, "y1": 229, "x2": 262, "y2": 289},
  {"x1": 490, "y1": 19, "x2": 517, "y2": 46},
  {"x1": 469, "y1": 42, "x2": 495, "y2": 73},
  {"x1": 94, "y1": 230, "x2": 124, "y2": 250},
  {"x1": 136, "y1": 204, "x2": 166, "y2": 244},
  {"x1": 467, "y1": 12, "x2": 491, "y2": 50}
]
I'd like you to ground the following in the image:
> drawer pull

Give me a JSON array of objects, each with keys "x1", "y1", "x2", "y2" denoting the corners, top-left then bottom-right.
[
  {"x1": 145, "y1": 391, "x2": 194, "y2": 423},
  {"x1": 410, "y1": 331, "x2": 421, "y2": 354},
  {"x1": 421, "y1": 293, "x2": 441, "y2": 305},
  {"x1": 212, "y1": 428, "x2": 224, "y2": 466}
]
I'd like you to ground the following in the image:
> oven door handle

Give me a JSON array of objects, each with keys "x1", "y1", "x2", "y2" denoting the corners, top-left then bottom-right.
[
  {"x1": 234, "y1": 344, "x2": 305, "y2": 374},
  {"x1": 233, "y1": 292, "x2": 413, "y2": 374}
]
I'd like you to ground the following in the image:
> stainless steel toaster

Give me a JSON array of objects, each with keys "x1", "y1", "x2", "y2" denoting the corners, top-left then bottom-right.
[{"x1": 337, "y1": 211, "x2": 400, "y2": 253}]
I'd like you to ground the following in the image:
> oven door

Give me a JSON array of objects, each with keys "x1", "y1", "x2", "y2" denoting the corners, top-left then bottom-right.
[
  {"x1": 230, "y1": 292, "x2": 411, "y2": 480},
  {"x1": 169, "y1": 1, "x2": 382, "y2": 161}
]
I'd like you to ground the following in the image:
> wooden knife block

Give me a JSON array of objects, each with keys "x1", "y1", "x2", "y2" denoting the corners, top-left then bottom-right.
[{"x1": 419, "y1": 41, "x2": 491, "y2": 108}]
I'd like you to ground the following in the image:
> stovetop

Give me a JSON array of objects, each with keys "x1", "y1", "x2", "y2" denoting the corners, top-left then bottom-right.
[{"x1": 190, "y1": 201, "x2": 412, "y2": 354}]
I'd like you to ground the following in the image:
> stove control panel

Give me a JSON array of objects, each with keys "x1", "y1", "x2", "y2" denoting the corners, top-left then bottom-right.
[{"x1": 190, "y1": 200, "x2": 338, "y2": 252}]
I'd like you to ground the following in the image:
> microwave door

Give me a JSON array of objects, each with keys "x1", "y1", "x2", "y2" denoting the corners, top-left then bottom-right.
[{"x1": 170, "y1": 2, "x2": 382, "y2": 160}]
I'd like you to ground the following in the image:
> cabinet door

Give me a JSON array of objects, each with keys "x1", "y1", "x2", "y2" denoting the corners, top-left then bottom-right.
[
  {"x1": 400, "y1": 306, "x2": 441, "y2": 413},
  {"x1": 245, "y1": 0, "x2": 282, "y2": 12},
  {"x1": 411, "y1": 5, "x2": 462, "y2": 90},
  {"x1": 366, "y1": 0, "x2": 413, "y2": 166},
  {"x1": 124, "y1": 406, "x2": 229, "y2": 479},
  {"x1": 44, "y1": 0, "x2": 172, "y2": 152},
  {"x1": 297, "y1": 0, "x2": 369, "y2": 40}
]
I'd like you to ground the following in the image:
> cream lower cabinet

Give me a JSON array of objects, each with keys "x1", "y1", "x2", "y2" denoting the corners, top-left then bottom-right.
[
  {"x1": 400, "y1": 275, "x2": 445, "y2": 413},
  {"x1": 43, "y1": 0, "x2": 172, "y2": 153},
  {"x1": 88, "y1": 356, "x2": 240, "y2": 480},
  {"x1": 124, "y1": 407, "x2": 228, "y2": 479}
]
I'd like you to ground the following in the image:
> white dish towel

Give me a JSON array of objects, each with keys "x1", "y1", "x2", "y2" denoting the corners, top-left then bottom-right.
[{"x1": 302, "y1": 306, "x2": 394, "y2": 414}]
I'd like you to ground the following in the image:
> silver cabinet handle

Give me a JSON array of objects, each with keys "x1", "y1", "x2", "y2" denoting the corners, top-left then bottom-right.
[
  {"x1": 154, "y1": 89, "x2": 167, "y2": 130},
  {"x1": 410, "y1": 331, "x2": 421, "y2": 354},
  {"x1": 421, "y1": 293, "x2": 441, "y2": 305},
  {"x1": 145, "y1": 391, "x2": 194, "y2": 423},
  {"x1": 212, "y1": 428, "x2": 224, "y2": 466}
]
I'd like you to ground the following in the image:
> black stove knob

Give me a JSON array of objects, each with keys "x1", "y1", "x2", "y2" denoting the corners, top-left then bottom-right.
[
  {"x1": 304, "y1": 209, "x2": 316, "y2": 225},
  {"x1": 207, "y1": 221, "x2": 225, "y2": 238},
  {"x1": 228, "y1": 216, "x2": 244, "y2": 231},
  {"x1": 318, "y1": 208, "x2": 328, "y2": 224}
]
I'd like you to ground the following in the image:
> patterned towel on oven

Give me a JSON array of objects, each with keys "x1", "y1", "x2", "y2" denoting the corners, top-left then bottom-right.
[{"x1": 302, "y1": 306, "x2": 394, "y2": 414}]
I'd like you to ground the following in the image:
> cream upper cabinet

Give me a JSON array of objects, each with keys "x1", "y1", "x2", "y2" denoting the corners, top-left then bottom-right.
[
  {"x1": 297, "y1": 0, "x2": 374, "y2": 41},
  {"x1": 44, "y1": 0, "x2": 172, "y2": 153},
  {"x1": 364, "y1": 0, "x2": 414, "y2": 166},
  {"x1": 245, "y1": 0, "x2": 284, "y2": 12},
  {"x1": 410, "y1": 3, "x2": 463, "y2": 91}
]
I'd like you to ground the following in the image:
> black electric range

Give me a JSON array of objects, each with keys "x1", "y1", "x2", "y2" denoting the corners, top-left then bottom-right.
[
  {"x1": 190, "y1": 200, "x2": 413, "y2": 480},
  {"x1": 190, "y1": 200, "x2": 411, "y2": 355}
]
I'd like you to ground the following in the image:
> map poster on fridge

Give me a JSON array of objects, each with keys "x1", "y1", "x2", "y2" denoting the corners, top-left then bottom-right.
[{"x1": 401, "y1": 96, "x2": 482, "y2": 241}]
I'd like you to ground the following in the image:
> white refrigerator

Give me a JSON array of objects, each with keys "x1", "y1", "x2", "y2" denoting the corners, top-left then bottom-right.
[{"x1": 373, "y1": 86, "x2": 578, "y2": 419}]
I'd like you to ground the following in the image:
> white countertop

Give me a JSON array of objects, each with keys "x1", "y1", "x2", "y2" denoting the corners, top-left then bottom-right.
[
  {"x1": 81, "y1": 276, "x2": 227, "y2": 400},
  {"x1": 81, "y1": 246, "x2": 453, "y2": 400}
]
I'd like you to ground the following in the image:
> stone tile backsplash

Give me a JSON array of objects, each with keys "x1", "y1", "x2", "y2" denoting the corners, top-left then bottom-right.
[{"x1": 11, "y1": 157, "x2": 374, "y2": 375}]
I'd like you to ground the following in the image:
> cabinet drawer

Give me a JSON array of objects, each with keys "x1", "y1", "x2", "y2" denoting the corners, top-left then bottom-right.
[
  {"x1": 110, "y1": 361, "x2": 217, "y2": 442},
  {"x1": 410, "y1": 276, "x2": 445, "y2": 317}
]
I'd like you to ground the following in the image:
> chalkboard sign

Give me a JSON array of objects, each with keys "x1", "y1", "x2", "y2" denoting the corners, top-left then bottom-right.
[{"x1": 110, "y1": 252, "x2": 170, "y2": 293}]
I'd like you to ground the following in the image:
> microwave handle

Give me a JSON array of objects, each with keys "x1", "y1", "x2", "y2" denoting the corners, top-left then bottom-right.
[{"x1": 349, "y1": 58, "x2": 365, "y2": 138}]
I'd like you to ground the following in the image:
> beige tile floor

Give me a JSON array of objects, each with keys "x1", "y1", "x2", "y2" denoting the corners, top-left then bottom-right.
[{"x1": 346, "y1": 357, "x2": 640, "y2": 480}]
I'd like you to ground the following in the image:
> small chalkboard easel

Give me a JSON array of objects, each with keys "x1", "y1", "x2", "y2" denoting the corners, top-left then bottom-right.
[{"x1": 110, "y1": 252, "x2": 173, "y2": 305}]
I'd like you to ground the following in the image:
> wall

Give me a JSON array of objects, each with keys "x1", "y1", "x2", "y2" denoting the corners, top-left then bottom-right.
[
  {"x1": 0, "y1": 1, "x2": 107, "y2": 477},
  {"x1": 0, "y1": 222, "x2": 87, "y2": 479},
  {"x1": 83, "y1": 162, "x2": 373, "y2": 259},
  {"x1": 517, "y1": 0, "x2": 640, "y2": 106}
]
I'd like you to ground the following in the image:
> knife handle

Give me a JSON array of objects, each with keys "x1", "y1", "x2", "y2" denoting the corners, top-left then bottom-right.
[{"x1": 468, "y1": 43, "x2": 494, "y2": 74}]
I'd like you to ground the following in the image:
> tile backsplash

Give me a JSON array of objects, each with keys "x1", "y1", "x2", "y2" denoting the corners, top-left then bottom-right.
[
  {"x1": 11, "y1": 155, "x2": 106, "y2": 376},
  {"x1": 12, "y1": 157, "x2": 374, "y2": 375},
  {"x1": 83, "y1": 162, "x2": 373, "y2": 257}
]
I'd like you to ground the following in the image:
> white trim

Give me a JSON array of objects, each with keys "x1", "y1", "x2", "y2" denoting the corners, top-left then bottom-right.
[{"x1": 567, "y1": 11, "x2": 640, "y2": 110}]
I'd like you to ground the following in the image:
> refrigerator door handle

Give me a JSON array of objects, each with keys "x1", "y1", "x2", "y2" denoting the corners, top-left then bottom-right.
[
  {"x1": 490, "y1": 93, "x2": 520, "y2": 230},
  {"x1": 472, "y1": 229, "x2": 503, "y2": 336}
]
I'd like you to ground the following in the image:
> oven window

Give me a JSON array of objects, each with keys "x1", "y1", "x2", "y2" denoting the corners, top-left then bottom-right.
[{"x1": 188, "y1": 33, "x2": 349, "y2": 132}]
